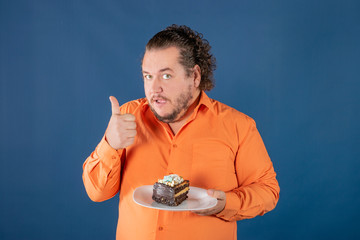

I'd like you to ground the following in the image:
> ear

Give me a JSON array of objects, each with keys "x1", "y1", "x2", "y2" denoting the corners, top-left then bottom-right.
[{"x1": 193, "y1": 65, "x2": 201, "y2": 88}]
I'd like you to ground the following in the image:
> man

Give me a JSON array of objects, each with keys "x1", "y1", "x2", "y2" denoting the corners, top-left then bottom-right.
[{"x1": 83, "y1": 25, "x2": 280, "y2": 240}]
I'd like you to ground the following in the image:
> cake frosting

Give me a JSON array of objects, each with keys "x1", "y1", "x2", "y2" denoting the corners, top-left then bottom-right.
[{"x1": 157, "y1": 174, "x2": 184, "y2": 187}]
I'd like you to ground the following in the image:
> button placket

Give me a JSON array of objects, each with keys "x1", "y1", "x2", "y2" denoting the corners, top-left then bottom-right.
[{"x1": 166, "y1": 140, "x2": 178, "y2": 174}]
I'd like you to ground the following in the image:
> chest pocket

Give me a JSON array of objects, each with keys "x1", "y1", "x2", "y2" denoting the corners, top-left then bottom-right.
[{"x1": 190, "y1": 140, "x2": 235, "y2": 190}]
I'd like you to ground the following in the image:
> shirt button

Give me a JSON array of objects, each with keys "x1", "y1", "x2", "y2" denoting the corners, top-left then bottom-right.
[
  {"x1": 158, "y1": 226, "x2": 163, "y2": 231},
  {"x1": 172, "y1": 144, "x2": 177, "y2": 148}
]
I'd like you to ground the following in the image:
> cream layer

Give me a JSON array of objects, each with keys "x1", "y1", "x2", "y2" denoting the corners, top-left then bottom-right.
[{"x1": 174, "y1": 187, "x2": 189, "y2": 198}]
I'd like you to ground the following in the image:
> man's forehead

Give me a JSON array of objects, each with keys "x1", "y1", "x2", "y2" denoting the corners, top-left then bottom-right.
[{"x1": 142, "y1": 47, "x2": 181, "y2": 72}]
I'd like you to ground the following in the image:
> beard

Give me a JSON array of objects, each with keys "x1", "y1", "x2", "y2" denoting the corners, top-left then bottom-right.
[{"x1": 149, "y1": 85, "x2": 194, "y2": 123}]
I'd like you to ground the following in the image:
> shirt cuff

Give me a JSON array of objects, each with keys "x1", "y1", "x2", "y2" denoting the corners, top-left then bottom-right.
[
  {"x1": 96, "y1": 136, "x2": 124, "y2": 167},
  {"x1": 215, "y1": 191, "x2": 240, "y2": 221}
]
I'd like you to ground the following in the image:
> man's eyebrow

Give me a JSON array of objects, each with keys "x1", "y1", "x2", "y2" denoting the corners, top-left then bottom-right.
[{"x1": 159, "y1": 68, "x2": 174, "y2": 72}]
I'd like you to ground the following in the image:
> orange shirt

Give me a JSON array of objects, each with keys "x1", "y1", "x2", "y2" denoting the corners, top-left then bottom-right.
[{"x1": 83, "y1": 91, "x2": 279, "y2": 240}]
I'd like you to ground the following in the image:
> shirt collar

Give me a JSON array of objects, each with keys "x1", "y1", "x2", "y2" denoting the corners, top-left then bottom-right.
[{"x1": 195, "y1": 91, "x2": 215, "y2": 114}]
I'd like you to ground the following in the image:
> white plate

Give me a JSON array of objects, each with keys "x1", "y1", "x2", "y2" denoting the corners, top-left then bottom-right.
[{"x1": 133, "y1": 185, "x2": 217, "y2": 211}]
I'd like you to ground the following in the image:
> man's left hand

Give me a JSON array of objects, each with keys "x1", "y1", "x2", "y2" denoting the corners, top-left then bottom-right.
[{"x1": 192, "y1": 189, "x2": 226, "y2": 216}]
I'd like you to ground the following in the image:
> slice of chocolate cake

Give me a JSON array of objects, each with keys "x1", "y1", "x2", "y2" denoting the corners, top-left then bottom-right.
[{"x1": 152, "y1": 174, "x2": 190, "y2": 206}]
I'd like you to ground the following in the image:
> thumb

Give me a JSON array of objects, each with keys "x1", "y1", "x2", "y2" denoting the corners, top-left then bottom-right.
[
  {"x1": 207, "y1": 189, "x2": 225, "y2": 200},
  {"x1": 109, "y1": 96, "x2": 121, "y2": 115}
]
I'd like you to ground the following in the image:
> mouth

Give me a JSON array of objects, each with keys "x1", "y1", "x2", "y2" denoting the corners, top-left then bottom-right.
[
  {"x1": 151, "y1": 96, "x2": 169, "y2": 105},
  {"x1": 154, "y1": 98, "x2": 166, "y2": 104}
]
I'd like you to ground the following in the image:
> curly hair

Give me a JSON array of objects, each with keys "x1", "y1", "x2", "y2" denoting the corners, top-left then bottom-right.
[{"x1": 145, "y1": 24, "x2": 216, "y2": 91}]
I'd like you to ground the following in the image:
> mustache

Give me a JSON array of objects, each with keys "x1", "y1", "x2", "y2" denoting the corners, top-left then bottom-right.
[{"x1": 151, "y1": 95, "x2": 170, "y2": 102}]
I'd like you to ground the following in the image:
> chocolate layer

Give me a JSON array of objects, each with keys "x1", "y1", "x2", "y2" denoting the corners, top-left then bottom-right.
[{"x1": 152, "y1": 180, "x2": 189, "y2": 206}]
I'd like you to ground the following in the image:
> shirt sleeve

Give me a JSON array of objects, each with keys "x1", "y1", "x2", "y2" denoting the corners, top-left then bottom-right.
[
  {"x1": 216, "y1": 117, "x2": 280, "y2": 221},
  {"x1": 82, "y1": 136, "x2": 125, "y2": 202}
]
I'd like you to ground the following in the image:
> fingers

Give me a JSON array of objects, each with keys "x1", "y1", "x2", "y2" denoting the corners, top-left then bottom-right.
[
  {"x1": 122, "y1": 136, "x2": 136, "y2": 148},
  {"x1": 192, "y1": 208, "x2": 217, "y2": 216},
  {"x1": 106, "y1": 97, "x2": 137, "y2": 149},
  {"x1": 123, "y1": 120, "x2": 136, "y2": 130},
  {"x1": 192, "y1": 189, "x2": 226, "y2": 216},
  {"x1": 126, "y1": 129, "x2": 137, "y2": 138},
  {"x1": 109, "y1": 96, "x2": 121, "y2": 115},
  {"x1": 121, "y1": 113, "x2": 136, "y2": 122}
]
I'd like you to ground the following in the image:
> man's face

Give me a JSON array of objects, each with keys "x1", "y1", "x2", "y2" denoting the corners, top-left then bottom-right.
[{"x1": 142, "y1": 46, "x2": 200, "y2": 123}]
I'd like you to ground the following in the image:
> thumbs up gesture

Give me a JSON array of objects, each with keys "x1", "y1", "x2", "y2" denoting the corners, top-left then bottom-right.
[{"x1": 105, "y1": 96, "x2": 137, "y2": 149}]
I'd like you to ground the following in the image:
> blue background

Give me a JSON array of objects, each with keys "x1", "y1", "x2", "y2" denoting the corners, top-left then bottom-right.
[{"x1": 1, "y1": 0, "x2": 359, "y2": 239}]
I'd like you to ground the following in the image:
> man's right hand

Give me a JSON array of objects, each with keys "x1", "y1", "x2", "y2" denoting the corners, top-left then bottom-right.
[{"x1": 105, "y1": 96, "x2": 137, "y2": 150}]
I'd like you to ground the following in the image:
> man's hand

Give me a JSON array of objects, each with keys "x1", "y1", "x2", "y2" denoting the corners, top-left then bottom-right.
[
  {"x1": 105, "y1": 96, "x2": 137, "y2": 150},
  {"x1": 192, "y1": 189, "x2": 226, "y2": 216}
]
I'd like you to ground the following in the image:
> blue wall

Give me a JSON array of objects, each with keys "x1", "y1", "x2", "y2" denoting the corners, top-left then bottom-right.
[{"x1": 1, "y1": 0, "x2": 359, "y2": 239}]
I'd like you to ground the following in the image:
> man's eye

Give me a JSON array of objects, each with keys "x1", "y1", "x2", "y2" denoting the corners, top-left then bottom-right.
[
  {"x1": 144, "y1": 75, "x2": 152, "y2": 80},
  {"x1": 163, "y1": 74, "x2": 171, "y2": 80}
]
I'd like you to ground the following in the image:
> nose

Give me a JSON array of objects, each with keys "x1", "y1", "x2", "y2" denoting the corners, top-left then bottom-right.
[{"x1": 149, "y1": 76, "x2": 163, "y2": 94}]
